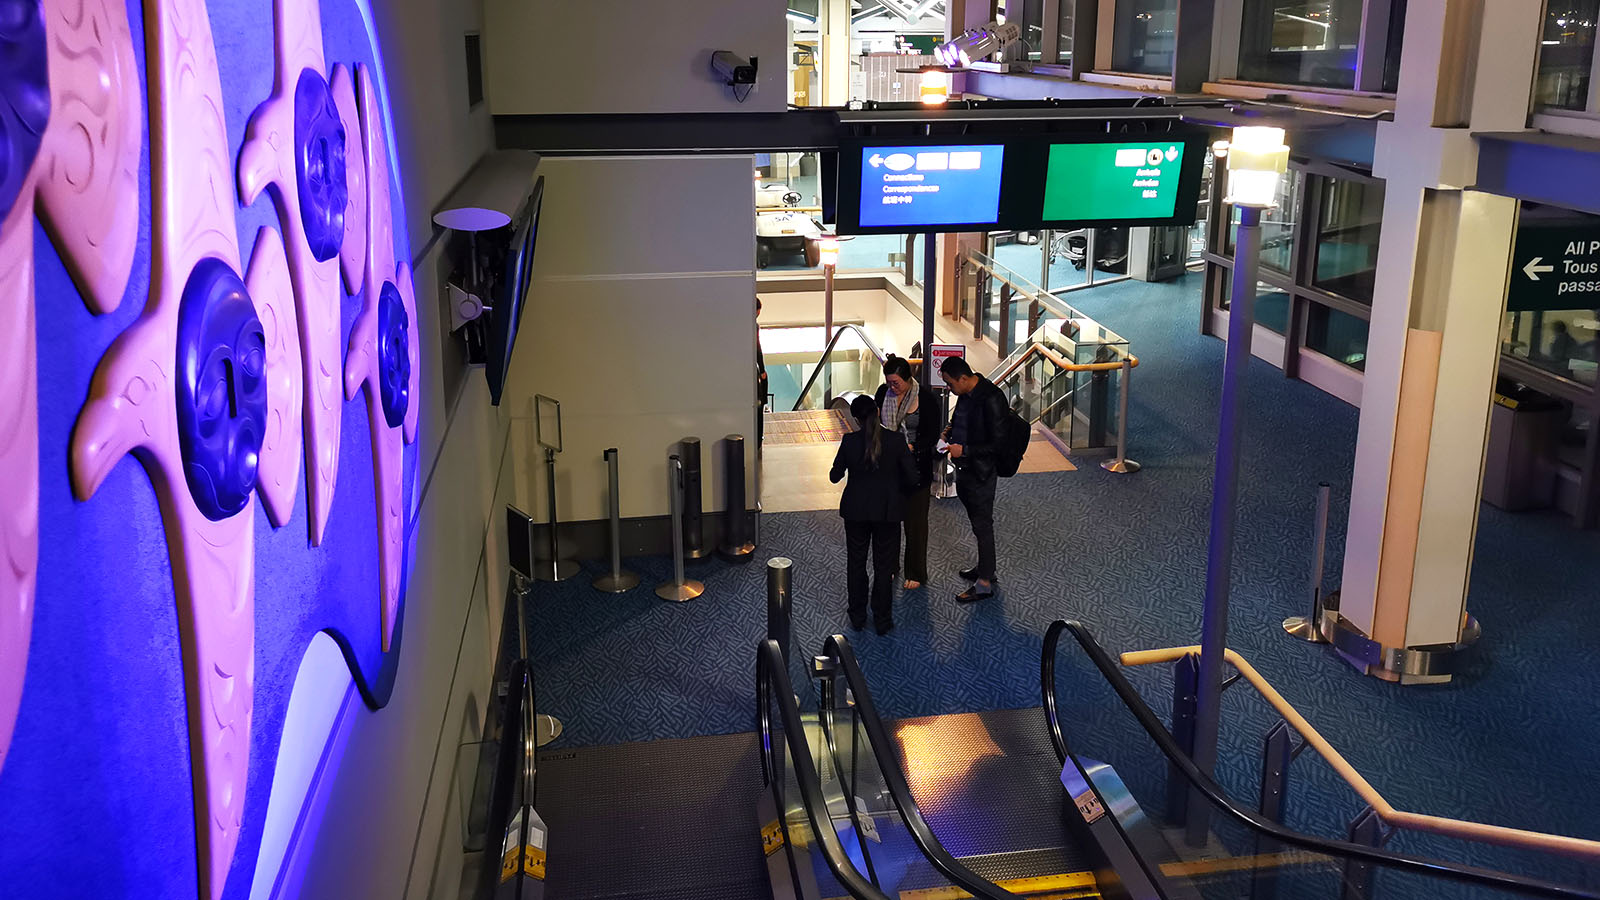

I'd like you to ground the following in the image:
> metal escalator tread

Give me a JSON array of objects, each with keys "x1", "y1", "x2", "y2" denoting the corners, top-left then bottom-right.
[
  {"x1": 534, "y1": 731, "x2": 766, "y2": 900},
  {"x1": 888, "y1": 707, "x2": 1095, "y2": 880}
]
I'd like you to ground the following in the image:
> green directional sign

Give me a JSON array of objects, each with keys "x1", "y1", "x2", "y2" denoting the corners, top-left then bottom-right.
[
  {"x1": 1042, "y1": 141, "x2": 1186, "y2": 223},
  {"x1": 1509, "y1": 226, "x2": 1600, "y2": 312}
]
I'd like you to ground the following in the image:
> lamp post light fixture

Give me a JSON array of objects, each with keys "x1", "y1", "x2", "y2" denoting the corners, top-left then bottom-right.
[
  {"x1": 1189, "y1": 125, "x2": 1290, "y2": 848},
  {"x1": 820, "y1": 233, "x2": 839, "y2": 403},
  {"x1": 919, "y1": 68, "x2": 950, "y2": 105}
]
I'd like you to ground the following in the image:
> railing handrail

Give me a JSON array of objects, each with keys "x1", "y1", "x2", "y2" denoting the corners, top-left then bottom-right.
[
  {"x1": 791, "y1": 324, "x2": 888, "y2": 412},
  {"x1": 991, "y1": 340, "x2": 1141, "y2": 385},
  {"x1": 756, "y1": 639, "x2": 894, "y2": 900},
  {"x1": 965, "y1": 249, "x2": 1131, "y2": 346},
  {"x1": 823, "y1": 634, "x2": 1022, "y2": 900},
  {"x1": 1119, "y1": 642, "x2": 1600, "y2": 864},
  {"x1": 1040, "y1": 620, "x2": 1600, "y2": 898}
]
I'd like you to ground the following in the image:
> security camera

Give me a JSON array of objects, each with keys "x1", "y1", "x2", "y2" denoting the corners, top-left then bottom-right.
[{"x1": 712, "y1": 51, "x2": 759, "y2": 85}]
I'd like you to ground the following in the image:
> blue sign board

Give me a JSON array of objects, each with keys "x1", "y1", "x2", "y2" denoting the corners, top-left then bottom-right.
[{"x1": 856, "y1": 144, "x2": 1005, "y2": 229}]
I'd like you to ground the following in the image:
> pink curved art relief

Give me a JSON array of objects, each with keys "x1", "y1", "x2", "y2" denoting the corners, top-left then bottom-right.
[
  {"x1": 247, "y1": 226, "x2": 304, "y2": 524},
  {"x1": 347, "y1": 63, "x2": 418, "y2": 652},
  {"x1": 331, "y1": 64, "x2": 367, "y2": 296},
  {"x1": 70, "y1": 0, "x2": 294, "y2": 894},
  {"x1": 1, "y1": 0, "x2": 142, "y2": 775},
  {"x1": 238, "y1": 0, "x2": 344, "y2": 540}
]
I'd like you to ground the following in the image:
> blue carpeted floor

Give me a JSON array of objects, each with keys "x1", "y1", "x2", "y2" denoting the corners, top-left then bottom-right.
[{"x1": 526, "y1": 272, "x2": 1600, "y2": 887}]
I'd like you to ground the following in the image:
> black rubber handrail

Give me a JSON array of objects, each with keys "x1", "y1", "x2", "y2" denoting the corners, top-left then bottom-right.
[
  {"x1": 1040, "y1": 620, "x2": 1600, "y2": 900},
  {"x1": 823, "y1": 634, "x2": 1022, "y2": 900},
  {"x1": 476, "y1": 657, "x2": 530, "y2": 900},
  {"x1": 757, "y1": 639, "x2": 895, "y2": 900}
]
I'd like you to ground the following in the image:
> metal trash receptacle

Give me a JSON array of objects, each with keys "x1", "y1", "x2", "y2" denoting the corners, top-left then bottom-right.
[{"x1": 1482, "y1": 387, "x2": 1563, "y2": 511}]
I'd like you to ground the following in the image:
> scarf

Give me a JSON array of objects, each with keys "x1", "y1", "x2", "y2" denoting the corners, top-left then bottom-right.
[{"x1": 882, "y1": 379, "x2": 918, "y2": 435}]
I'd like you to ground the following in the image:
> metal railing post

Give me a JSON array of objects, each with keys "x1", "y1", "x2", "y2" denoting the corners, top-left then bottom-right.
[
  {"x1": 1166, "y1": 653, "x2": 1199, "y2": 829},
  {"x1": 1100, "y1": 357, "x2": 1141, "y2": 474},
  {"x1": 1344, "y1": 807, "x2": 1385, "y2": 900},
  {"x1": 656, "y1": 454, "x2": 705, "y2": 602},
  {"x1": 593, "y1": 448, "x2": 640, "y2": 593},
  {"x1": 1283, "y1": 482, "x2": 1332, "y2": 643},
  {"x1": 767, "y1": 558, "x2": 793, "y2": 667},
  {"x1": 1251, "y1": 721, "x2": 1295, "y2": 900}
]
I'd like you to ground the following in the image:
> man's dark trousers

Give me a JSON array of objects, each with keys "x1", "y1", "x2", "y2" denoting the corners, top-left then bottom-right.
[
  {"x1": 845, "y1": 520, "x2": 899, "y2": 627},
  {"x1": 956, "y1": 471, "x2": 997, "y2": 582}
]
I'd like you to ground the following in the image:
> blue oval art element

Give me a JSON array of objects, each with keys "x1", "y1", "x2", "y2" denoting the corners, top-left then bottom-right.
[
  {"x1": 176, "y1": 257, "x2": 268, "y2": 520},
  {"x1": 378, "y1": 281, "x2": 409, "y2": 429},
  {"x1": 293, "y1": 67, "x2": 347, "y2": 263},
  {"x1": 0, "y1": 0, "x2": 50, "y2": 220}
]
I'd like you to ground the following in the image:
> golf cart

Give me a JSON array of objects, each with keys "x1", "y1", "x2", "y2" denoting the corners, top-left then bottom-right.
[{"x1": 756, "y1": 183, "x2": 823, "y2": 268}]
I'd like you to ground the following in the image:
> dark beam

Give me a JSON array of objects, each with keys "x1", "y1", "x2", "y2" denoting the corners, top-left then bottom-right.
[
  {"x1": 1477, "y1": 131, "x2": 1600, "y2": 217},
  {"x1": 1172, "y1": 0, "x2": 1216, "y2": 94}
]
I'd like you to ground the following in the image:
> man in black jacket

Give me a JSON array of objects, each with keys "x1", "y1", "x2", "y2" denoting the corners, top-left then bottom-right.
[{"x1": 940, "y1": 356, "x2": 1006, "y2": 602}]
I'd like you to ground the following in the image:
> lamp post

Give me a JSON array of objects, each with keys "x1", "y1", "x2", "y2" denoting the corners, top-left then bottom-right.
[
  {"x1": 820, "y1": 233, "x2": 838, "y2": 404},
  {"x1": 1189, "y1": 126, "x2": 1290, "y2": 847}
]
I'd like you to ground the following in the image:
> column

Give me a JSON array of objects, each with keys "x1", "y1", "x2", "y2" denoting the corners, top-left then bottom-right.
[
  {"x1": 1337, "y1": 0, "x2": 1540, "y2": 682},
  {"x1": 820, "y1": 0, "x2": 850, "y2": 106}
]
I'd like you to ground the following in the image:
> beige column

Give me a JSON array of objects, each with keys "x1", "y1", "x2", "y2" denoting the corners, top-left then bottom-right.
[
  {"x1": 819, "y1": 0, "x2": 851, "y2": 106},
  {"x1": 1337, "y1": 0, "x2": 1540, "y2": 681}
]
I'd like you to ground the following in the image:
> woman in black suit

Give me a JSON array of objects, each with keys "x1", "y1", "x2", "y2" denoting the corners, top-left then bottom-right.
[
  {"x1": 830, "y1": 394, "x2": 917, "y2": 634},
  {"x1": 874, "y1": 356, "x2": 940, "y2": 589}
]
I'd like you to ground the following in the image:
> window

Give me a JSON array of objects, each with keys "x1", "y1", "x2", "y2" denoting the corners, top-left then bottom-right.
[
  {"x1": 1056, "y1": 3, "x2": 1074, "y2": 63},
  {"x1": 1112, "y1": 0, "x2": 1178, "y2": 75},
  {"x1": 1306, "y1": 302, "x2": 1370, "y2": 369},
  {"x1": 1313, "y1": 176, "x2": 1384, "y2": 303},
  {"x1": 1219, "y1": 274, "x2": 1293, "y2": 334},
  {"x1": 1237, "y1": 1, "x2": 1364, "y2": 89},
  {"x1": 1502, "y1": 309, "x2": 1600, "y2": 385},
  {"x1": 1006, "y1": 0, "x2": 1046, "y2": 61},
  {"x1": 1536, "y1": 1, "x2": 1600, "y2": 111},
  {"x1": 1227, "y1": 167, "x2": 1301, "y2": 274}
]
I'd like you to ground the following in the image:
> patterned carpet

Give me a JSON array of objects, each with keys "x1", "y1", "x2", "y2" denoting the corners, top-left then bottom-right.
[{"x1": 525, "y1": 272, "x2": 1600, "y2": 888}]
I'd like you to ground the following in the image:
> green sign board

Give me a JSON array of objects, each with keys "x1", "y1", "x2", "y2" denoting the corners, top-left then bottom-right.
[
  {"x1": 1509, "y1": 225, "x2": 1600, "y2": 312},
  {"x1": 1042, "y1": 141, "x2": 1186, "y2": 223}
]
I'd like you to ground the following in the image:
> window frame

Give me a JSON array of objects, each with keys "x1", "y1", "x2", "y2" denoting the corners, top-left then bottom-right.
[
  {"x1": 1208, "y1": 0, "x2": 1402, "y2": 95},
  {"x1": 1531, "y1": 0, "x2": 1600, "y2": 121}
]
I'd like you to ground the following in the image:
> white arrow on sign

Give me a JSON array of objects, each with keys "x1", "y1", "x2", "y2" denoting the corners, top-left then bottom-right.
[
  {"x1": 868, "y1": 154, "x2": 885, "y2": 168},
  {"x1": 1524, "y1": 257, "x2": 1555, "y2": 281}
]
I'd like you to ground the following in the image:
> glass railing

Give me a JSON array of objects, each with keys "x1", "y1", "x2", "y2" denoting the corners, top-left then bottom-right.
[
  {"x1": 990, "y1": 313, "x2": 1133, "y2": 455},
  {"x1": 1041, "y1": 621, "x2": 1600, "y2": 900},
  {"x1": 792, "y1": 325, "x2": 888, "y2": 412}
]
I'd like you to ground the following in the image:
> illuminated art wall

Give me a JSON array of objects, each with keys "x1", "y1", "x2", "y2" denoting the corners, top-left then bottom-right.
[{"x1": 0, "y1": 0, "x2": 420, "y2": 896}]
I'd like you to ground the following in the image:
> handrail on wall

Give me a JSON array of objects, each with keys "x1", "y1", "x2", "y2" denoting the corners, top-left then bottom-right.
[{"x1": 1120, "y1": 644, "x2": 1600, "y2": 863}]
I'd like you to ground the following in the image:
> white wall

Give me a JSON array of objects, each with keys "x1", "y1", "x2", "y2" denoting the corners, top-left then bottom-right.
[
  {"x1": 758, "y1": 286, "x2": 927, "y2": 361},
  {"x1": 504, "y1": 155, "x2": 759, "y2": 523},
  {"x1": 483, "y1": 0, "x2": 787, "y2": 114}
]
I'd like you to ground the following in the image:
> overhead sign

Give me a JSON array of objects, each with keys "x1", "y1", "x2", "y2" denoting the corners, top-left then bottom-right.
[
  {"x1": 835, "y1": 132, "x2": 1207, "y2": 236},
  {"x1": 927, "y1": 343, "x2": 965, "y2": 389},
  {"x1": 856, "y1": 144, "x2": 1006, "y2": 230},
  {"x1": 1509, "y1": 226, "x2": 1600, "y2": 311},
  {"x1": 1042, "y1": 141, "x2": 1186, "y2": 223}
]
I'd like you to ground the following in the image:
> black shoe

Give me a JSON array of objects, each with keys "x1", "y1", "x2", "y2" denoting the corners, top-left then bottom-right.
[
  {"x1": 850, "y1": 616, "x2": 867, "y2": 631},
  {"x1": 958, "y1": 566, "x2": 998, "y2": 584},
  {"x1": 955, "y1": 584, "x2": 995, "y2": 603},
  {"x1": 875, "y1": 620, "x2": 894, "y2": 635}
]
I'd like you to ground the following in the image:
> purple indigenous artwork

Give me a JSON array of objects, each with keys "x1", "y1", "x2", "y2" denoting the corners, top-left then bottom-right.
[
  {"x1": 69, "y1": 0, "x2": 294, "y2": 895},
  {"x1": 347, "y1": 63, "x2": 418, "y2": 652},
  {"x1": 1, "y1": 0, "x2": 141, "y2": 774},
  {"x1": 238, "y1": 0, "x2": 350, "y2": 540},
  {"x1": 330, "y1": 63, "x2": 366, "y2": 296}
]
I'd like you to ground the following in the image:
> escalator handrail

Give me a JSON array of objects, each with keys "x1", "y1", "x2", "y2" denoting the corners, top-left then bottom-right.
[
  {"x1": 1040, "y1": 620, "x2": 1600, "y2": 900},
  {"x1": 824, "y1": 634, "x2": 1022, "y2": 900},
  {"x1": 758, "y1": 639, "x2": 895, "y2": 900},
  {"x1": 790, "y1": 324, "x2": 888, "y2": 412},
  {"x1": 477, "y1": 658, "x2": 531, "y2": 900}
]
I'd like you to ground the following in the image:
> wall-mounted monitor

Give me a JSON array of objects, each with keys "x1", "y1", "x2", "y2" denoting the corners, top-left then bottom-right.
[
  {"x1": 485, "y1": 176, "x2": 543, "y2": 406},
  {"x1": 835, "y1": 131, "x2": 1208, "y2": 235}
]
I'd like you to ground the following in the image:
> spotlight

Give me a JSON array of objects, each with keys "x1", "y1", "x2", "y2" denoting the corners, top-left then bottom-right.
[{"x1": 933, "y1": 21, "x2": 1020, "y2": 69}]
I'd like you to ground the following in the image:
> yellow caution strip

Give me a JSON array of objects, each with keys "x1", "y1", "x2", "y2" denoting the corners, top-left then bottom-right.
[
  {"x1": 761, "y1": 819, "x2": 786, "y2": 856},
  {"x1": 896, "y1": 870, "x2": 1099, "y2": 899},
  {"x1": 1159, "y1": 850, "x2": 1325, "y2": 878},
  {"x1": 500, "y1": 845, "x2": 547, "y2": 882}
]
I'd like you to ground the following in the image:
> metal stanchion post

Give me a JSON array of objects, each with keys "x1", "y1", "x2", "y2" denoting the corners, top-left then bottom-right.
[
  {"x1": 656, "y1": 455, "x2": 704, "y2": 602},
  {"x1": 767, "y1": 558, "x2": 792, "y2": 667},
  {"x1": 1283, "y1": 482, "x2": 1332, "y2": 643},
  {"x1": 681, "y1": 437, "x2": 709, "y2": 559},
  {"x1": 593, "y1": 448, "x2": 641, "y2": 593},
  {"x1": 536, "y1": 447, "x2": 578, "y2": 582},
  {"x1": 511, "y1": 574, "x2": 563, "y2": 746},
  {"x1": 1101, "y1": 357, "x2": 1141, "y2": 474},
  {"x1": 720, "y1": 434, "x2": 755, "y2": 561}
]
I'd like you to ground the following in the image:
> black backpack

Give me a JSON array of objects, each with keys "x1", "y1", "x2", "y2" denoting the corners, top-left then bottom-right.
[{"x1": 995, "y1": 404, "x2": 1030, "y2": 478}]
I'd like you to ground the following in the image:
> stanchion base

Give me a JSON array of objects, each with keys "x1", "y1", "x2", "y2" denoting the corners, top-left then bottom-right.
[
  {"x1": 535, "y1": 714, "x2": 563, "y2": 747},
  {"x1": 593, "y1": 570, "x2": 641, "y2": 593},
  {"x1": 719, "y1": 541, "x2": 756, "y2": 562},
  {"x1": 656, "y1": 579, "x2": 705, "y2": 602},
  {"x1": 1101, "y1": 458, "x2": 1142, "y2": 474},
  {"x1": 684, "y1": 546, "x2": 714, "y2": 560},
  {"x1": 533, "y1": 559, "x2": 580, "y2": 582},
  {"x1": 1282, "y1": 615, "x2": 1328, "y2": 644}
]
